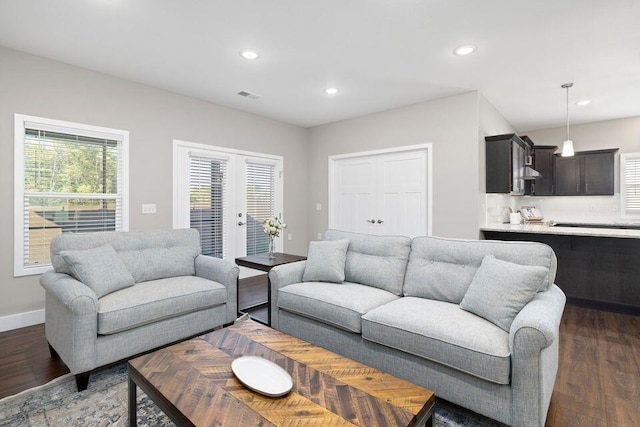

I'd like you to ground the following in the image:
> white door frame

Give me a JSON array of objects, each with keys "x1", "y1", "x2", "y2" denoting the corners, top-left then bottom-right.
[
  {"x1": 328, "y1": 143, "x2": 433, "y2": 236},
  {"x1": 173, "y1": 139, "x2": 284, "y2": 258}
]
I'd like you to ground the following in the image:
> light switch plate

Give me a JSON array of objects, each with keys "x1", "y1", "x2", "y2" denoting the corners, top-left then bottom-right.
[
  {"x1": 315, "y1": 203, "x2": 322, "y2": 211},
  {"x1": 142, "y1": 204, "x2": 157, "y2": 214}
]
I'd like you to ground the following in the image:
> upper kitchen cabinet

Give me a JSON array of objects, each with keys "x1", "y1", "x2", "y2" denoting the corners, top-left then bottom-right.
[
  {"x1": 554, "y1": 149, "x2": 618, "y2": 196},
  {"x1": 485, "y1": 134, "x2": 528, "y2": 195},
  {"x1": 529, "y1": 145, "x2": 557, "y2": 196}
]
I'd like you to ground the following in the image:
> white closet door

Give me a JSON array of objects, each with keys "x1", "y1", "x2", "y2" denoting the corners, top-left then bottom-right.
[
  {"x1": 331, "y1": 156, "x2": 376, "y2": 234},
  {"x1": 329, "y1": 146, "x2": 430, "y2": 238},
  {"x1": 376, "y1": 149, "x2": 427, "y2": 236}
]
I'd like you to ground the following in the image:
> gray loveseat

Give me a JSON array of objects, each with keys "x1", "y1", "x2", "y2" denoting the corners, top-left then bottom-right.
[
  {"x1": 40, "y1": 228, "x2": 238, "y2": 391},
  {"x1": 270, "y1": 230, "x2": 566, "y2": 427}
]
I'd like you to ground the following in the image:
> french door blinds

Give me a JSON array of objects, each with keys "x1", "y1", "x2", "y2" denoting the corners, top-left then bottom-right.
[
  {"x1": 245, "y1": 161, "x2": 276, "y2": 255},
  {"x1": 189, "y1": 154, "x2": 229, "y2": 258}
]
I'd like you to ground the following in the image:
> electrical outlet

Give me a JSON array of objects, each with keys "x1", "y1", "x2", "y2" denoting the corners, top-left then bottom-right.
[
  {"x1": 142, "y1": 204, "x2": 157, "y2": 214},
  {"x1": 317, "y1": 232, "x2": 322, "y2": 240},
  {"x1": 315, "y1": 203, "x2": 322, "y2": 211},
  {"x1": 287, "y1": 233, "x2": 292, "y2": 241}
]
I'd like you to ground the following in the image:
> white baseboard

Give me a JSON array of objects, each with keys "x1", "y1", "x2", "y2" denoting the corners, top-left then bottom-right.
[{"x1": 0, "y1": 309, "x2": 45, "y2": 333}]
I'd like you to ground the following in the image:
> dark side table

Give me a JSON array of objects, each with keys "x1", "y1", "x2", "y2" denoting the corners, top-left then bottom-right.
[{"x1": 235, "y1": 252, "x2": 306, "y2": 326}]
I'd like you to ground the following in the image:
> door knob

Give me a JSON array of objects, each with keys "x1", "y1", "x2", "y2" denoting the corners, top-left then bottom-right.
[
  {"x1": 238, "y1": 221, "x2": 246, "y2": 226},
  {"x1": 366, "y1": 219, "x2": 375, "y2": 223},
  {"x1": 377, "y1": 219, "x2": 384, "y2": 224}
]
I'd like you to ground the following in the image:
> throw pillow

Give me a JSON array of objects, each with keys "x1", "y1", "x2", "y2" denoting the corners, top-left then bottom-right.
[
  {"x1": 302, "y1": 239, "x2": 350, "y2": 283},
  {"x1": 60, "y1": 244, "x2": 135, "y2": 298},
  {"x1": 460, "y1": 255, "x2": 547, "y2": 331}
]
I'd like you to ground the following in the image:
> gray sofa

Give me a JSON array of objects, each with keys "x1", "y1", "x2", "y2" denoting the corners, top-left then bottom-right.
[
  {"x1": 270, "y1": 230, "x2": 566, "y2": 427},
  {"x1": 40, "y1": 228, "x2": 238, "y2": 391}
]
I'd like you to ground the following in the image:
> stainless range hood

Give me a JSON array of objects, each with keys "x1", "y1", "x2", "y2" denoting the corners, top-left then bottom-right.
[{"x1": 523, "y1": 166, "x2": 541, "y2": 180}]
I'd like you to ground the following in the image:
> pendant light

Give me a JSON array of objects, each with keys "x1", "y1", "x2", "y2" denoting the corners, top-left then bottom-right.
[{"x1": 561, "y1": 83, "x2": 575, "y2": 157}]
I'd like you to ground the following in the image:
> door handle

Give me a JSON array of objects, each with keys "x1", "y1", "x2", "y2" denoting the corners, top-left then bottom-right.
[
  {"x1": 366, "y1": 219, "x2": 375, "y2": 223},
  {"x1": 238, "y1": 221, "x2": 246, "y2": 226},
  {"x1": 377, "y1": 219, "x2": 384, "y2": 224}
]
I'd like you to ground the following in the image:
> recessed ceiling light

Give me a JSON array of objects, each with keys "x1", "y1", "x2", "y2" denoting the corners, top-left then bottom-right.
[
  {"x1": 576, "y1": 100, "x2": 592, "y2": 106},
  {"x1": 454, "y1": 45, "x2": 477, "y2": 56},
  {"x1": 324, "y1": 87, "x2": 339, "y2": 95},
  {"x1": 239, "y1": 49, "x2": 260, "y2": 60}
]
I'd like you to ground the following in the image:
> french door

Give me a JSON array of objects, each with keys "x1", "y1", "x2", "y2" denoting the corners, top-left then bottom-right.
[
  {"x1": 173, "y1": 141, "x2": 283, "y2": 260},
  {"x1": 328, "y1": 145, "x2": 431, "y2": 237}
]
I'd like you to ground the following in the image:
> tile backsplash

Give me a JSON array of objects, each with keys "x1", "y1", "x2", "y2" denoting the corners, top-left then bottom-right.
[{"x1": 483, "y1": 193, "x2": 636, "y2": 225}]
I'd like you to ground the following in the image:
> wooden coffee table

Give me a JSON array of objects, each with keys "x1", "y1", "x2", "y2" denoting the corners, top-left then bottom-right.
[{"x1": 128, "y1": 320, "x2": 435, "y2": 426}]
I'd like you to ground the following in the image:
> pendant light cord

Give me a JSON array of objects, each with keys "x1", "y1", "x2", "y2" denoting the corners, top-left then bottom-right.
[
  {"x1": 566, "y1": 85, "x2": 570, "y2": 141},
  {"x1": 562, "y1": 82, "x2": 573, "y2": 141}
]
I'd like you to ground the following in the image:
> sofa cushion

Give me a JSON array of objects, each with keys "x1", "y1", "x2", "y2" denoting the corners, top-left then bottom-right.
[
  {"x1": 50, "y1": 229, "x2": 202, "y2": 283},
  {"x1": 97, "y1": 276, "x2": 226, "y2": 335},
  {"x1": 60, "y1": 244, "x2": 135, "y2": 298},
  {"x1": 278, "y1": 281, "x2": 399, "y2": 333},
  {"x1": 324, "y1": 229, "x2": 411, "y2": 295},
  {"x1": 303, "y1": 239, "x2": 350, "y2": 283},
  {"x1": 361, "y1": 297, "x2": 511, "y2": 385},
  {"x1": 403, "y1": 236, "x2": 557, "y2": 303},
  {"x1": 460, "y1": 255, "x2": 547, "y2": 331}
]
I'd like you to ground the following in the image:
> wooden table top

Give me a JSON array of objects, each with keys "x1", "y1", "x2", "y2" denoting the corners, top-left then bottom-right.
[
  {"x1": 128, "y1": 320, "x2": 435, "y2": 426},
  {"x1": 235, "y1": 253, "x2": 306, "y2": 271}
]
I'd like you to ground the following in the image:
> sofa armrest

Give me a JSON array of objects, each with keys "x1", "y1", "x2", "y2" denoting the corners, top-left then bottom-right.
[
  {"x1": 39, "y1": 271, "x2": 99, "y2": 374},
  {"x1": 269, "y1": 260, "x2": 306, "y2": 329},
  {"x1": 509, "y1": 284, "x2": 566, "y2": 427},
  {"x1": 194, "y1": 255, "x2": 239, "y2": 323}
]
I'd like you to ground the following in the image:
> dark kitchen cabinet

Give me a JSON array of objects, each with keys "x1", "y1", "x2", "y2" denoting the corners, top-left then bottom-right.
[
  {"x1": 485, "y1": 134, "x2": 527, "y2": 195},
  {"x1": 584, "y1": 151, "x2": 616, "y2": 195},
  {"x1": 529, "y1": 145, "x2": 557, "y2": 196},
  {"x1": 554, "y1": 156, "x2": 581, "y2": 195},
  {"x1": 553, "y1": 149, "x2": 618, "y2": 196},
  {"x1": 482, "y1": 230, "x2": 640, "y2": 316}
]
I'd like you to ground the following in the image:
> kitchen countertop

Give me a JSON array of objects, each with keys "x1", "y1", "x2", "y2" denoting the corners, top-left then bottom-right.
[{"x1": 481, "y1": 222, "x2": 640, "y2": 239}]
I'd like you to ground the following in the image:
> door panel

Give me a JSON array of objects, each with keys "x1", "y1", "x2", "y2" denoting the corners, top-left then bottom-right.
[
  {"x1": 174, "y1": 142, "x2": 282, "y2": 260},
  {"x1": 237, "y1": 157, "x2": 281, "y2": 256},
  {"x1": 330, "y1": 147, "x2": 429, "y2": 238}
]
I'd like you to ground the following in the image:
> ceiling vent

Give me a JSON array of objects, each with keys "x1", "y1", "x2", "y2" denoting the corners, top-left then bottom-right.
[{"x1": 237, "y1": 90, "x2": 263, "y2": 100}]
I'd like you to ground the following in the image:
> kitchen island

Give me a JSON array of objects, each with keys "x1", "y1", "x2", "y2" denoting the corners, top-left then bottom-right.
[{"x1": 482, "y1": 223, "x2": 640, "y2": 315}]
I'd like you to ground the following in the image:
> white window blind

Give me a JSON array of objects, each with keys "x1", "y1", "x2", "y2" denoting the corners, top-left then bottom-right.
[
  {"x1": 189, "y1": 155, "x2": 228, "y2": 258},
  {"x1": 20, "y1": 125, "x2": 125, "y2": 272},
  {"x1": 245, "y1": 161, "x2": 276, "y2": 255},
  {"x1": 621, "y1": 153, "x2": 640, "y2": 218}
]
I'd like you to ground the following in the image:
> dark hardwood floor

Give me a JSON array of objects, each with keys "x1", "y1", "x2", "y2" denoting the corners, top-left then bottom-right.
[{"x1": 1, "y1": 295, "x2": 638, "y2": 426}]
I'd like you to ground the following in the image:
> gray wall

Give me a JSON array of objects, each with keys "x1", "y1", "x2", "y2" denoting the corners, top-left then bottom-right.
[
  {"x1": 0, "y1": 46, "x2": 308, "y2": 318},
  {"x1": 306, "y1": 91, "x2": 481, "y2": 240}
]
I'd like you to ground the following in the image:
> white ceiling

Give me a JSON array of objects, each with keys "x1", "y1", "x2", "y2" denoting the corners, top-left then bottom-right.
[{"x1": 1, "y1": 0, "x2": 639, "y2": 130}]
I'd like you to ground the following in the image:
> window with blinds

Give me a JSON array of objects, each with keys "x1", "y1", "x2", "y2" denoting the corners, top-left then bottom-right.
[
  {"x1": 245, "y1": 162, "x2": 276, "y2": 255},
  {"x1": 189, "y1": 155, "x2": 228, "y2": 258},
  {"x1": 15, "y1": 115, "x2": 128, "y2": 276},
  {"x1": 621, "y1": 153, "x2": 640, "y2": 218}
]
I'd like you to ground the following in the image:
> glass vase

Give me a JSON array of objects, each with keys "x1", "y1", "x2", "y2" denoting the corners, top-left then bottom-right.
[{"x1": 268, "y1": 235, "x2": 276, "y2": 259}]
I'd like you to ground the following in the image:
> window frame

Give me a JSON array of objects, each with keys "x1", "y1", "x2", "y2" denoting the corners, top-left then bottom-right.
[
  {"x1": 14, "y1": 114, "x2": 129, "y2": 277},
  {"x1": 621, "y1": 152, "x2": 640, "y2": 219}
]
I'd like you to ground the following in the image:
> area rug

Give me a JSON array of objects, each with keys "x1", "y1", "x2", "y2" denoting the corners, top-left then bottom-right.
[{"x1": 0, "y1": 364, "x2": 504, "y2": 426}]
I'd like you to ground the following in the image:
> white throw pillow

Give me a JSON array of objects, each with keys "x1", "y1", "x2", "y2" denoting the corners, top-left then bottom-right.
[
  {"x1": 460, "y1": 255, "x2": 547, "y2": 331},
  {"x1": 302, "y1": 239, "x2": 350, "y2": 283}
]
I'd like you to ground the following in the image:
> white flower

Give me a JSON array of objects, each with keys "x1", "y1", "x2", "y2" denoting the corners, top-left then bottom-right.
[{"x1": 263, "y1": 217, "x2": 286, "y2": 237}]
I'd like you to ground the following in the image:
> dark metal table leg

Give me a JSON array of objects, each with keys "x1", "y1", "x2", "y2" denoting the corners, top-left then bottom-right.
[{"x1": 128, "y1": 376, "x2": 137, "y2": 427}]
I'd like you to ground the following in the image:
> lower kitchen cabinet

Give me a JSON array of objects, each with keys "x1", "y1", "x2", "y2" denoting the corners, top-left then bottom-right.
[{"x1": 482, "y1": 231, "x2": 640, "y2": 315}]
